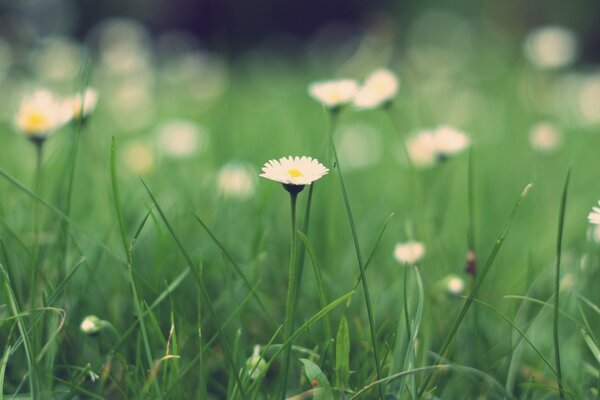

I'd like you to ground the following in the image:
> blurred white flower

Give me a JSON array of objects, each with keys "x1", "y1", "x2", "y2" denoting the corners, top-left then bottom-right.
[
  {"x1": 308, "y1": 79, "x2": 358, "y2": 108},
  {"x1": 524, "y1": 26, "x2": 577, "y2": 70},
  {"x1": 155, "y1": 119, "x2": 207, "y2": 158},
  {"x1": 65, "y1": 88, "x2": 99, "y2": 120},
  {"x1": 354, "y1": 68, "x2": 399, "y2": 109},
  {"x1": 578, "y1": 75, "x2": 600, "y2": 125},
  {"x1": 433, "y1": 125, "x2": 470, "y2": 157},
  {"x1": 588, "y1": 201, "x2": 600, "y2": 225},
  {"x1": 15, "y1": 89, "x2": 71, "y2": 141},
  {"x1": 122, "y1": 141, "x2": 156, "y2": 175},
  {"x1": 405, "y1": 130, "x2": 437, "y2": 168},
  {"x1": 590, "y1": 225, "x2": 600, "y2": 243},
  {"x1": 393, "y1": 241, "x2": 425, "y2": 265},
  {"x1": 80, "y1": 315, "x2": 104, "y2": 335},
  {"x1": 528, "y1": 122, "x2": 561, "y2": 153},
  {"x1": 443, "y1": 275, "x2": 465, "y2": 296},
  {"x1": 260, "y1": 156, "x2": 329, "y2": 186},
  {"x1": 405, "y1": 125, "x2": 469, "y2": 167},
  {"x1": 217, "y1": 163, "x2": 256, "y2": 199}
]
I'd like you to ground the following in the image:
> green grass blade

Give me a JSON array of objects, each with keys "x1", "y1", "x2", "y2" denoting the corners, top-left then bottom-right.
[
  {"x1": 327, "y1": 111, "x2": 383, "y2": 399},
  {"x1": 297, "y1": 231, "x2": 332, "y2": 341},
  {"x1": 300, "y1": 358, "x2": 334, "y2": 400},
  {"x1": 0, "y1": 263, "x2": 39, "y2": 398},
  {"x1": 419, "y1": 183, "x2": 532, "y2": 395},
  {"x1": 335, "y1": 316, "x2": 350, "y2": 390},
  {"x1": 554, "y1": 167, "x2": 570, "y2": 400},
  {"x1": 110, "y1": 137, "x2": 129, "y2": 256}
]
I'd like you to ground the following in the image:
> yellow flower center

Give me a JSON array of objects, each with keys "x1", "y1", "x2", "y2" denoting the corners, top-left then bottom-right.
[
  {"x1": 24, "y1": 111, "x2": 50, "y2": 133},
  {"x1": 287, "y1": 168, "x2": 304, "y2": 178}
]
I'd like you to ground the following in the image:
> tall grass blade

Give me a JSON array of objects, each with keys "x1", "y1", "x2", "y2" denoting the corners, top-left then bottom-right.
[
  {"x1": 553, "y1": 167, "x2": 570, "y2": 400},
  {"x1": 326, "y1": 110, "x2": 383, "y2": 399},
  {"x1": 419, "y1": 183, "x2": 532, "y2": 395}
]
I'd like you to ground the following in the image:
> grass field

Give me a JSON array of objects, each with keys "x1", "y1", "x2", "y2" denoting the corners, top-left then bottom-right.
[{"x1": 0, "y1": 16, "x2": 599, "y2": 399}]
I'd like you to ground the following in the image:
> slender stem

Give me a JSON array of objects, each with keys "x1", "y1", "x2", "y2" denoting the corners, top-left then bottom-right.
[
  {"x1": 30, "y1": 141, "x2": 44, "y2": 305},
  {"x1": 554, "y1": 167, "x2": 570, "y2": 400},
  {"x1": 279, "y1": 190, "x2": 299, "y2": 399},
  {"x1": 327, "y1": 111, "x2": 384, "y2": 399}
]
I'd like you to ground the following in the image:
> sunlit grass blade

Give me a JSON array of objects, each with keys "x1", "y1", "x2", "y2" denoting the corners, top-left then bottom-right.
[
  {"x1": 192, "y1": 211, "x2": 276, "y2": 327},
  {"x1": 553, "y1": 167, "x2": 570, "y2": 400},
  {"x1": 419, "y1": 183, "x2": 532, "y2": 395}
]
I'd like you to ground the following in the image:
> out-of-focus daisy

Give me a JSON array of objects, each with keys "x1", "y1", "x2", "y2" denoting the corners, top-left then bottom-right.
[
  {"x1": 217, "y1": 163, "x2": 256, "y2": 199},
  {"x1": 122, "y1": 141, "x2": 156, "y2": 175},
  {"x1": 393, "y1": 241, "x2": 425, "y2": 265},
  {"x1": 15, "y1": 89, "x2": 71, "y2": 142},
  {"x1": 529, "y1": 122, "x2": 561, "y2": 153},
  {"x1": 405, "y1": 130, "x2": 437, "y2": 168},
  {"x1": 405, "y1": 125, "x2": 469, "y2": 167},
  {"x1": 443, "y1": 275, "x2": 465, "y2": 296},
  {"x1": 524, "y1": 26, "x2": 577, "y2": 70},
  {"x1": 80, "y1": 315, "x2": 105, "y2": 335},
  {"x1": 354, "y1": 68, "x2": 399, "y2": 109},
  {"x1": 260, "y1": 156, "x2": 328, "y2": 193},
  {"x1": 433, "y1": 125, "x2": 470, "y2": 158},
  {"x1": 308, "y1": 79, "x2": 358, "y2": 109},
  {"x1": 32, "y1": 36, "x2": 83, "y2": 82},
  {"x1": 588, "y1": 201, "x2": 600, "y2": 225},
  {"x1": 65, "y1": 88, "x2": 99, "y2": 122},
  {"x1": 155, "y1": 119, "x2": 207, "y2": 158}
]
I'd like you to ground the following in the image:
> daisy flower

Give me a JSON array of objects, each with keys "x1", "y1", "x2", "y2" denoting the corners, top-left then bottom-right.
[
  {"x1": 589, "y1": 201, "x2": 600, "y2": 225},
  {"x1": 260, "y1": 156, "x2": 328, "y2": 192},
  {"x1": 443, "y1": 275, "x2": 465, "y2": 296},
  {"x1": 15, "y1": 89, "x2": 71, "y2": 142},
  {"x1": 433, "y1": 125, "x2": 470, "y2": 157},
  {"x1": 393, "y1": 241, "x2": 425, "y2": 265},
  {"x1": 405, "y1": 125, "x2": 470, "y2": 168},
  {"x1": 217, "y1": 163, "x2": 256, "y2": 199},
  {"x1": 308, "y1": 79, "x2": 358, "y2": 109},
  {"x1": 529, "y1": 122, "x2": 561, "y2": 153},
  {"x1": 524, "y1": 26, "x2": 577, "y2": 70},
  {"x1": 354, "y1": 68, "x2": 399, "y2": 109},
  {"x1": 65, "y1": 87, "x2": 99, "y2": 121}
]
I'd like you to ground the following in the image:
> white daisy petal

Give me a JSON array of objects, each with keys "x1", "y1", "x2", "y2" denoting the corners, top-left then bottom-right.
[
  {"x1": 260, "y1": 156, "x2": 328, "y2": 186},
  {"x1": 308, "y1": 79, "x2": 358, "y2": 108},
  {"x1": 354, "y1": 68, "x2": 399, "y2": 110},
  {"x1": 393, "y1": 241, "x2": 425, "y2": 265}
]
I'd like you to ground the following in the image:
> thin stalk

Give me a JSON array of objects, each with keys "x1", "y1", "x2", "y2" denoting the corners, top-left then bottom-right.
[
  {"x1": 327, "y1": 111, "x2": 383, "y2": 399},
  {"x1": 554, "y1": 167, "x2": 570, "y2": 400},
  {"x1": 30, "y1": 141, "x2": 44, "y2": 309},
  {"x1": 279, "y1": 190, "x2": 299, "y2": 399}
]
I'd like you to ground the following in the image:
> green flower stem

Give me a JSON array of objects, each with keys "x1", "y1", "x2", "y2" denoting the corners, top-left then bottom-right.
[
  {"x1": 327, "y1": 111, "x2": 384, "y2": 399},
  {"x1": 30, "y1": 140, "x2": 44, "y2": 310},
  {"x1": 279, "y1": 188, "x2": 300, "y2": 399}
]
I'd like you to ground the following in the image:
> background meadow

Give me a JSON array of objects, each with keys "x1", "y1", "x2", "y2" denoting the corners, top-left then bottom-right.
[{"x1": 0, "y1": 1, "x2": 599, "y2": 399}]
